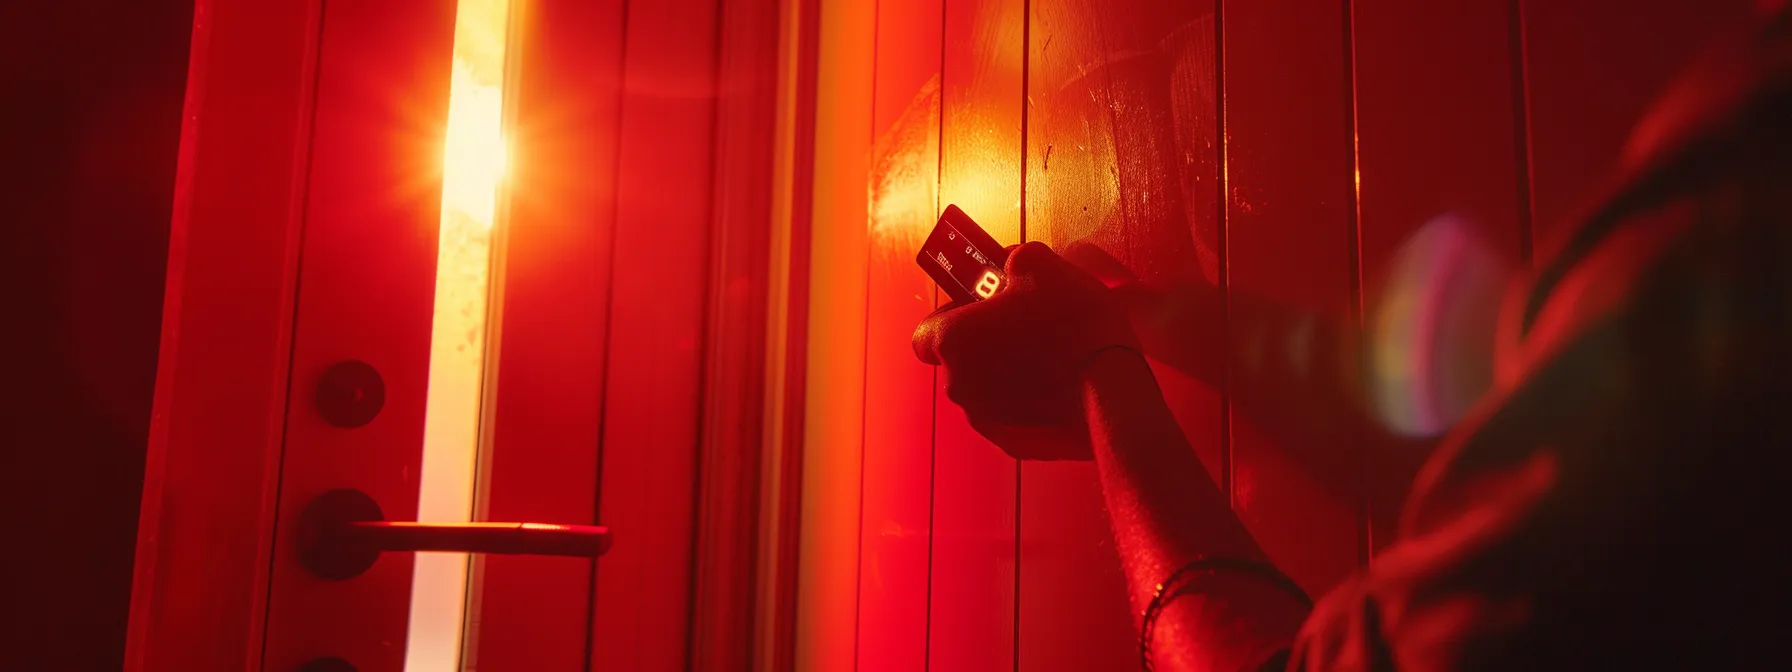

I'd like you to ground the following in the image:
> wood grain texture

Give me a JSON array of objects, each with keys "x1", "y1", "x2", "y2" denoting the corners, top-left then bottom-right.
[
  {"x1": 1221, "y1": 0, "x2": 1362, "y2": 596},
  {"x1": 1019, "y1": 12, "x2": 1131, "y2": 664},
  {"x1": 836, "y1": 0, "x2": 1771, "y2": 665},
  {"x1": 1022, "y1": 0, "x2": 1217, "y2": 668},
  {"x1": 932, "y1": 0, "x2": 1025, "y2": 668},
  {"x1": 858, "y1": 0, "x2": 942, "y2": 668}
]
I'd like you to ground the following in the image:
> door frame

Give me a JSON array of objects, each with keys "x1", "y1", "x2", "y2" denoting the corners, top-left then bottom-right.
[
  {"x1": 124, "y1": 0, "x2": 813, "y2": 669},
  {"x1": 691, "y1": 0, "x2": 804, "y2": 666},
  {"x1": 124, "y1": 0, "x2": 320, "y2": 668}
]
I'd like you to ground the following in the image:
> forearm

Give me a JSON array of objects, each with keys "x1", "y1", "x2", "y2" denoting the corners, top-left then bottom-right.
[
  {"x1": 1083, "y1": 347, "x2": 1260, "y2": 592},
  {"x1": 1082, "y1": 347, "x2": 1310, "y2": 671},
  {"x1": 1130, "y1": 281, "x2": 1436, "y2": 464},
  {"x1": 1129, "y1": 283, "x2": 1362, "y2": 421}
]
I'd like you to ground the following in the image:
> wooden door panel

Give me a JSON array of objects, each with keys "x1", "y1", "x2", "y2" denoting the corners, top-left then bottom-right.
[
  {"x1": 1022, "y1": 0, "x2": 1220, "y2": 667},
  {"x1": 259, "y1": 1, "x2": 457, "y2": 669},
  {"x1": 1149, "y1": 6, "x2": 1227, "y2": 507},
  {"x1": 588, "y1": 0, "x2": 722, "y2": 668},
  {"x1": 471, "y1": 0, "x2": 627, "y2": 669},
  {"x1": 1020, "y1": 13, "x2": 1129, "y2": 668},
  {"x1": 1351, "y1": 0, "x2": 1527, "y2": 555},
  {"x1": 859, "y1": 0, "x2": 942, "y2": 668},
  {"x1": 1019, "y1": 9, "x2": 1121, "y2": 663},
  {"x1": 932, "y1": 0, "x2": 1026, "y2": 668},
  {"x1": 1221, "y1": 0, "x2": 1362, "y2": 595}
]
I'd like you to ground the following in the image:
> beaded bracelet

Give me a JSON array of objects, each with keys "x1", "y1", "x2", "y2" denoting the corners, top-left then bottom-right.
[{"x1": 1139, "y1": 557, "x2": 1312, "y2": 671}]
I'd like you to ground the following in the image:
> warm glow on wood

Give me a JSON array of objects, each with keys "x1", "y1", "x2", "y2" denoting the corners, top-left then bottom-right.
[{"x1": 407, "y1": 0, "x2": 510, "y2": 669}]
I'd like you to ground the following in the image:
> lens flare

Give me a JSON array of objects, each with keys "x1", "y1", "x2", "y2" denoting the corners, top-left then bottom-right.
[
  {"x1": 407, "y1": 0, "x2": 511, "y2": 669},
  {"x1": 1367, "y1": 214, "x2": 1511, "y2": 437}
]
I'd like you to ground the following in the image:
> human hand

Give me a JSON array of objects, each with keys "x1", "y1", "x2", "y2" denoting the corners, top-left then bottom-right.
[{"x1": 912, "y1": 241, "x2": 1141, "y2": 460}]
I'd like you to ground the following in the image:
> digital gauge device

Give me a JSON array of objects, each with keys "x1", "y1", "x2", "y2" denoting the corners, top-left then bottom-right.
[{"x1": 917, "y1": 205, "x2": 1008, "y2": 303}]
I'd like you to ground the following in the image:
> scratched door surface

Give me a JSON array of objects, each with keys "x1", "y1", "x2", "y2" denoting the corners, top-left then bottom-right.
[{"x1": 838, "y1": 0, "x2": 1755, "y2": 668}]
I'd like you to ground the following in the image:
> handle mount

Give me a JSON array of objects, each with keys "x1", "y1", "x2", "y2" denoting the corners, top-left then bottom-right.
[{"x1": 298, "y1": 488, "x2": 612, "y2": 580}]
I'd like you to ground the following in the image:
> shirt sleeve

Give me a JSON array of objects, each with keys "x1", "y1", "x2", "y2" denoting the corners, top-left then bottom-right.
[
  {"x1": 1279, "y1": 448, "x2": 1558, "y2": 672},
  {"x1": 1258, "y1": 649, "x2": 1294, "y2": 672}
]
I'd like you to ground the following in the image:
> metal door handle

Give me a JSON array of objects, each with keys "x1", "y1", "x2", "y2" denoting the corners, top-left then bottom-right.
[{"x1": 298, "y1": 488, "x2": 612, "y2": 580}]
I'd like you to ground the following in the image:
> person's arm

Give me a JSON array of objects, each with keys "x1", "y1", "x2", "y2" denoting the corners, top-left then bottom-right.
[
  {"x1": 914, "y1": 241, "x2": 1313, "y2": 670},
  {"x1": 1081, "y1": 346, "x2": 1311, "y2": 672},
  {"x1": 1066, "y1": 243, "x2": 1374, "y2": 447},
  {"x1": 1072, "y1": 242, "x2": 1453, "y2": 464},
  {"x1": 1119, "y1": 278, "x2": 1385, "y2": 454}
]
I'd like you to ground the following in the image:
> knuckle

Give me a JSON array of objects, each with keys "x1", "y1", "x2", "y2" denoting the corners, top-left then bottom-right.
[
  {"x1": 1004, "y1": 241, "x2": 1056, "y2": 275},
  {"x1": 910, "y1": 324, "x2": 940, "y2": 363}
]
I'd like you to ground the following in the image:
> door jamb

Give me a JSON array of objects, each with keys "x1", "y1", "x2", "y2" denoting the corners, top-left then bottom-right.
[
  {"x1": 743, "y1": 0, "x2": 820, "y2": 668},
  {"x1": 124, "y1": 0, "x2": 322, "y2": 669},
  {"x1": 691, "y1": 0, "x2": 817, "y2": 667}
]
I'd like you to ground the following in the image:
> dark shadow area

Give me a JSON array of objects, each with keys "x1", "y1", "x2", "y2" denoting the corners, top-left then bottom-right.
[{"x1": 0, "y1": 1, "x2": 193, "y2": 668}]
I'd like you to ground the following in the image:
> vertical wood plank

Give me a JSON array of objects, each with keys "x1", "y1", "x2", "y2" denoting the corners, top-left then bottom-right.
[
  {"x1": 1350, "y1": 0, "x2": 1525, "y2": 556},
  {"x1": 1020, "y1": 12, "x2": 1128, "y2": 666},
  {"x1": 588, "y1": 0, "x2": 720, "y2": 667},
  {"x1": 858, "y1": 0, "x2": 943, "y2": 668},
  {"x1": 1522, "y1": 0, "x2": 1753, "y2": 257},
  {"x1": 260, "y1": 1, "x2": 458, "y2": 669},
  {"x1": 473, "y1": 1, "x2": 626, "y2": 669},
  {"x1": 1222, "y1": 0, "x2": 1361, "y2": 595},
  {"x1": 931, "y1": 0, "x2": 1024, "y2": 668},
  {"x1": 1022, "y1": 0, "x2": 1218, "y2": 667}
]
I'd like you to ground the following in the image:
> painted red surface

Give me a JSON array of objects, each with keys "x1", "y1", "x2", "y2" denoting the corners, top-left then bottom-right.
[
  {"x1": 258, "y1": 2, "x2": 457, "y2": 669},
  {"x1": 123, "y1": 0, "x2": 316, "y2": 668},
  {"x1": 472, "y1": 0, "x2": 626, "y2": 669},
  {"x1": 933, "y1": 0, "x2": 1027, "y2": 669},
  {"x1": 1024, "y1": 0, "x2": 1216, "y2": 667},
  {"x1": 118, "y1": 0, "x2": 1763, "y2": 668},
  {"x1": 588, "y1": 0, "x2": 722, "y2": 668},
  {"x1": 1222, "y1": 0, "x2": 1364, "y2": 598},
  {"x1": 1351, "y1": 0, "x2": 1528, "y2": 555},
  {"x1": 859, "y1": 0, "x2": 943, "y2": 669},
  {"x1": 842, "y1": 0, "x2": 1763, "y2": 667}
]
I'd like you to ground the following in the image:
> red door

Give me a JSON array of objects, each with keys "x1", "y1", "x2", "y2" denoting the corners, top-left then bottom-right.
[
  {"x1": 128, "y1": 0, "x2": 1758, "y2": 669},
  {"x1": 125, "y1": 0, "x2": 756, "y2": 669}
]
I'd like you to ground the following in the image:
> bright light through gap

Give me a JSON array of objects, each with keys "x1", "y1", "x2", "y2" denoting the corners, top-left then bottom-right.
[{"x1": 406, "y1": 0, "x2": 510, "y2": 669}]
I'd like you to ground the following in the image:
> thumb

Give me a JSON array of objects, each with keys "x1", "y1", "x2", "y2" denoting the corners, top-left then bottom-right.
[{"x1": 912, "y1": 299, "x2": 972, "y2": 365}]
